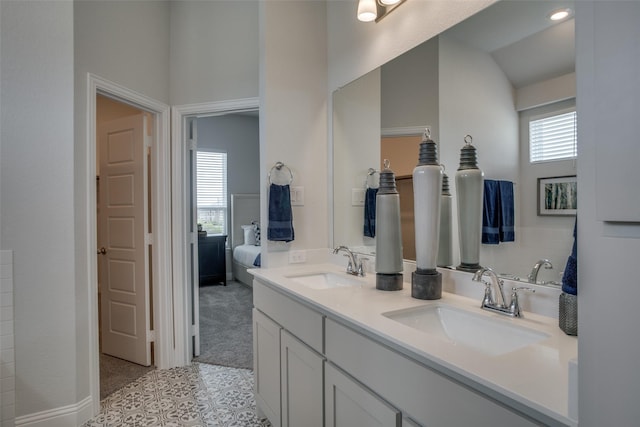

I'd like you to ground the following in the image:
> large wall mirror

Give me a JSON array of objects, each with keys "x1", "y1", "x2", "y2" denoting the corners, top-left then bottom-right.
[{"x1": 332, "y1": 0, "x2": 577, "y2": 285}]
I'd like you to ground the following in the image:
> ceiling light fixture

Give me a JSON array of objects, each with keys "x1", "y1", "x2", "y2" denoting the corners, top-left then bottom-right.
[
  {"x1": 357, "y1": 0, "x2": 406, "y2": 23},
  {"x1": 548, "y1": 8, "x2": 573, "y2": 21},
  {"x1": 357, "y1": 0, "x2": 377, "y2": 22}
]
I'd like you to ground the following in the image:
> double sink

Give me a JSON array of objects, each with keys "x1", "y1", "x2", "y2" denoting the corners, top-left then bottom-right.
[{"x1": 287, "y1": 271, "x2": 549, "y2": 356}]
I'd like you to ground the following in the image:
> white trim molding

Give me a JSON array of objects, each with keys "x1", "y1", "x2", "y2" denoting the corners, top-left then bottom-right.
[
  {"x1": 381, "y1": 126, "x2": 429, "y2": 137},
  {"x1": 171, "y1": 98, "x2": 259, "y2": 366},
  {"x1": 15, "y1": 396, "x2": 93, "y2": 427},
  {"x1": 1, "y1": 251, "x2": 15, "y2": 427},
  {"x1": 86, "y1": 73, "x2": 172, "y2": 415},
  {"x1": 173, "y1": 98, "x2": 260, "y2": 117}
]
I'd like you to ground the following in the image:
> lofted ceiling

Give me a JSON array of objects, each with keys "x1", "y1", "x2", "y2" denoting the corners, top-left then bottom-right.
[{"x1": 443, "y1": 0, "x2": 575, "y2": 89}]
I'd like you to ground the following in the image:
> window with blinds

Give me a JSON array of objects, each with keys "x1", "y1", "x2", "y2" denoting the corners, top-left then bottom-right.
[
  {"x1": 529, "y1": 109, "x2": 577, "y2": 163},
  {"x1": 197, "y1": 151, "x2": 228, "y2": 235}
]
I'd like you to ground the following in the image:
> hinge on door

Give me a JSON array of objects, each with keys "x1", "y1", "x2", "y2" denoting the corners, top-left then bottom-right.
[
  {"x1": 188, "y1": 138, "x2": 197, "y2": 151},
  {"x1": 191, "y1": 232, "x2": 198, "y2": 245},
  {"x1": 145, "y1": 134, "x2": 152, "y2": 148},
  {"x1": 190, "y1": 323, "x2": 199, "y2": 337},
  {"x1": 147, "y1": 330, "x2": 156, "y2": 343},
  {"x1": 145, "y1": 233, "x2": 154, "y2": 245}
]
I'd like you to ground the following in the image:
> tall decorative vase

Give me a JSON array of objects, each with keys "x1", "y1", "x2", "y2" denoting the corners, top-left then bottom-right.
[
  {"x1": 437, "y1": 170, "x2": 453, "y2": 268},
  {"x1": 375, "y1": 159, "x2": 404, "y2": 291},
  {"x1": 412, "y1": 128, "x2": 443, "y2": 300},
  {"x1": 455, "y1": 135, "x2": 484, "y2": 273}
]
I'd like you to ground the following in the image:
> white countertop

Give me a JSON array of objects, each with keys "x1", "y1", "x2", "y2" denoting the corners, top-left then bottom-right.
[{"x1": 250, "y1": 262, "x2": 578, "y2": 426}]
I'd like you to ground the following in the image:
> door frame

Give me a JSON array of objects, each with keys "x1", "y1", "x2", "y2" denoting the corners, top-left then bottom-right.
[
  {"x1": 171, "y1": 98, "x2": 259, "y2": 366},
  {"x1": 86, "y1": 73, "x2": 172, "y2": 412}
]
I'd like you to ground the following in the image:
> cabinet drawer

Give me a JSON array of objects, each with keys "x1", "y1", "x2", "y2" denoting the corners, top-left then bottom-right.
[
  {"x1": 325, "y1": 318, "x2": 538, "y2": 427},
  {"x1": 254, "y1": 279, "x2": 324, "y2": 353}
]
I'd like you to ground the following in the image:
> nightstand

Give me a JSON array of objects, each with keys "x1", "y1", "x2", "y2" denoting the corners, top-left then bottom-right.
[{"x1": 198, "y1": 234, "x2": 227, "y2": 286}]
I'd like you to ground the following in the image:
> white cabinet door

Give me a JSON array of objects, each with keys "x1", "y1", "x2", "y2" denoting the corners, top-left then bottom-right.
[
  {"x1": 281, "y1": 330, "x2": 324, "y2": 427},
  {"x1": 325, "y1": 362, "x2": 401, "y2": 427},
  {"x1": 253, "y1": 309, "x2": 281, "y2": 427},
  {"x1": 591, "y1": 2, "x2": 640, "y2": 221}
]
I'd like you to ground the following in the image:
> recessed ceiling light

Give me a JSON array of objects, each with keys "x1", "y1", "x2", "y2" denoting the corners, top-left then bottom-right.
[{"x1": 549, "y1": 8, "x2": 573, "y2": 21}]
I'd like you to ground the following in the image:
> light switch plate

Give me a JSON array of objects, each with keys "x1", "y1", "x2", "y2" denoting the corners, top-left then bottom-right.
[
  {"x1": 289, "y1": 250, "x2": 307, "y2": 264},
  {"x1": 352, "y1": 188, "x2": 365, "y2": 206},
  {"x1": 291, "y1": 186, "x2": 304, "y2": 206}
]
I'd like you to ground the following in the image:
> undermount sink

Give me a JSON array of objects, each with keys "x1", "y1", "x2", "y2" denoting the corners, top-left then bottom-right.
[
  {"x1": 383, "y1": 304, "x2": 549, "y2": 356},
  {"x1": 287, "y1": 272, "x2": 364, "y2": 290}
]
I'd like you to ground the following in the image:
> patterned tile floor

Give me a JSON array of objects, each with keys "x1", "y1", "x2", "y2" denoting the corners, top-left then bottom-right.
[{"x1": 84, "y1": 363, "x2": 271, "y2": 427}]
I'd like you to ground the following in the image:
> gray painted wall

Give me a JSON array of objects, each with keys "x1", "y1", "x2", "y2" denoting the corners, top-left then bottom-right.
[
  {"x1": 1, "y1": 0, "x2": 77, "y2": 416},
  {"x1": 196, "y1": 114, "x2": 260, "y2": 208},
  {"x1": 169, "y1": 1, "x2": 259, "y2": 105},
  {"x1": 381, "y1": 37, "x2": 439, "y2": 138},
  {"x1": 260, "y1": 0, "x2": 329, "y2": 267}
]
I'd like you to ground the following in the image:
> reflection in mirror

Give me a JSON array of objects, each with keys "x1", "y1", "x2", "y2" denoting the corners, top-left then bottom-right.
[{"x1": 332, "y1": 0, "x2": 576, "y2": 285}]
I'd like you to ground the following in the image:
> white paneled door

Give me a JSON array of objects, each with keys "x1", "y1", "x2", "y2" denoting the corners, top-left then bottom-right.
[{"x1": 99, "y1": 114, "x2": 151, "y2": 366}]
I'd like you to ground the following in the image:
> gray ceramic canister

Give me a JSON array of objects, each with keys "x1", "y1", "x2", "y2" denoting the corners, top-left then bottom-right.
[
  {"x1": 455, "y1": 135, "x2": 484, "y2": 273},
  {"x1": 375, "y1": 159, "x2": 404, "y2": 291}
]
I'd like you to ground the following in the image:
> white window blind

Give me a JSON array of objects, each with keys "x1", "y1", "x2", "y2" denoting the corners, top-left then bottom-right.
[
  {"x1": 197, "y1": 151, "x2": 227, "y2": 235},
  {"x1": 529, "y1": 110, "x2": 577, "y2": 163}
]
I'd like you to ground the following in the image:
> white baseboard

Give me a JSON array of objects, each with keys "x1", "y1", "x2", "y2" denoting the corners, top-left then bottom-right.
[{"x1": 15, "y1": 396, "x2": 93, "y2": 427}]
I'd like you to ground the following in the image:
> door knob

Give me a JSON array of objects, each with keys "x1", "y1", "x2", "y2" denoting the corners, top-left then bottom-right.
[{"x1": 97, "y1": 247, "x2": 107, "y2": 255}]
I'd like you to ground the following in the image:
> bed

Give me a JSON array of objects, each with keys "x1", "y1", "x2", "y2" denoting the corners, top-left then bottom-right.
[{"x1": 230, "y1": 193, "x2": 261, "y2": 287}]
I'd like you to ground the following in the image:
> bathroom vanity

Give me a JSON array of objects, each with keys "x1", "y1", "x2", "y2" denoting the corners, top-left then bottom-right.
[{"x1": 251, "y1": 263, "x2": 577, "y2": 427}]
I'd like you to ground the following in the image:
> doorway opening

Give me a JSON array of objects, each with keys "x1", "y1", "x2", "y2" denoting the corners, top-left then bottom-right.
[
  {"x1": 171, "y1": 98, "x2": 260, "y2": 367},
  {"x1": 87, "y1": 74, "x2": 172, "y2": 415},
  {"x1": 189, "y1": 112, "x2": 260, "y2": 369},
  {"x1": 96, "y1": 94, "x2": 156, "y2": 399}
]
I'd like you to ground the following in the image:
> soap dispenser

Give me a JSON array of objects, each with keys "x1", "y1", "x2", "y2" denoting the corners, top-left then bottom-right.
[
  {"x1": 375, "y1": 159, "x2": 403, "y2": 291},
  {"x1": 455, "y1": 135, "x2": 484, "y2": 273},
  {"x1": 411, "y1": 128, "x2": 443, "y2": 300}
]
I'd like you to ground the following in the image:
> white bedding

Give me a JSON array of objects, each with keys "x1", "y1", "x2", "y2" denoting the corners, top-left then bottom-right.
[{"x1": 233, "y1": 244, "x2": 261, "y2": 267}]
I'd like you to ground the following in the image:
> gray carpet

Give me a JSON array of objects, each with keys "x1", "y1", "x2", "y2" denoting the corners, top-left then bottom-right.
[{"x1": 194, "y1": 280, "x2": 254, "y2": 370}]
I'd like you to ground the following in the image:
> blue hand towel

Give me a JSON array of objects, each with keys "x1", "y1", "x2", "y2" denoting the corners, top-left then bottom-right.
[
  {"x1": 364, "y1": 187, "x2": 378, "y2": 238},
  {"x1": 498, "y1": 180, "x2": 515, "y2": 242},
  {"x1": 267, "y1": 183, "x2": 295, "y2": 242},
  {"x1": 482, "y1": 180, "x2": 500, "y2": 244},
  {"x1": 562, "y1": 219, "x2": 577, "y2": 295}
]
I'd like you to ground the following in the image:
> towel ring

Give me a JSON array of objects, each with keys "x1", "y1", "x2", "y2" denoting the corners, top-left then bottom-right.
[
  {"x1": 365, "y1": 168, "x2": 380, "y2": 189},
  {"x1": 269, "y1": 161, "x2": 293, "y2": 185}
]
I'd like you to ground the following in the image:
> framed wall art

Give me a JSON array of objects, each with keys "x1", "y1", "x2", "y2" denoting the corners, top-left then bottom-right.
[{"x1": 537, "y1": 175, "x2": 577, "y2": 216}]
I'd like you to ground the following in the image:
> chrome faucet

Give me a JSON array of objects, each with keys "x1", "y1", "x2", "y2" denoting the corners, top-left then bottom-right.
[
  {"x1": 473, "y1": 267, "x2": 508, "y2": 308},
  {"x1": 527, "y1": 259, "x2": 553, "y2": 284},
  {"x1": 473, "y1": 267, "x2": 535, "y2": 317},
  {"x1": 333, "y1": 246, "x2": 365, "y2": 277}
]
